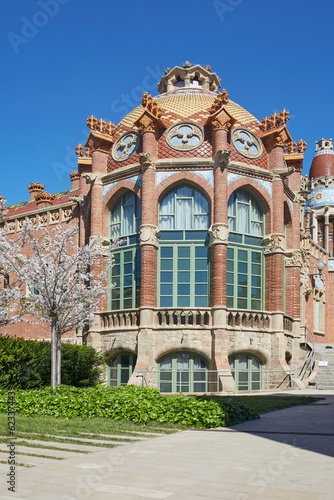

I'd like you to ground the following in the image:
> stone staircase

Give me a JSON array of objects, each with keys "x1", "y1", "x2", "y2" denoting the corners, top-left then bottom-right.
[{"x1": 313, "y1": 344, "x2": 334, "y2": 389}]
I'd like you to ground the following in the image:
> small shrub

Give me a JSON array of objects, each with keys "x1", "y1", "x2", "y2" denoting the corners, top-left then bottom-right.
[{"x1": 0, "y1": 335, "x2": 104, "y2": 389}]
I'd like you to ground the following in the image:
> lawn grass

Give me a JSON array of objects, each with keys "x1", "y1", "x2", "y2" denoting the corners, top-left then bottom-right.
[
  {"x1": 205, "y1": 395, "x2": 323, "y2": 415},
  {"x1": 0, "y1": 413, "x2": 183, "y2": 440}
]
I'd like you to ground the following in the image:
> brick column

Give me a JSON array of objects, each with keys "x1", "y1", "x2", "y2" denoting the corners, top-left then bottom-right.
[
  {"x1": 90, "y1": 150, "x2": 107, "y2": 237},
  {"x1": 139, "y1": 132, "x2": 159, "y2": 327},
  {"x1": 210, "y1": 124, "x2": 231, "y2": 326},
  {"x1": 264, "y1": 146, "x2": 285, "y2": 331}
]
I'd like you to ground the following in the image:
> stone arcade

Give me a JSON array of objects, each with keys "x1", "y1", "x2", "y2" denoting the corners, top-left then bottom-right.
[{"x1": 2, "y1": 62, "x2": 334, "y2": 392}]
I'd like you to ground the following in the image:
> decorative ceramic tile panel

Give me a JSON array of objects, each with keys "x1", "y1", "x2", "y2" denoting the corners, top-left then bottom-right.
[
  {"x1": 155, "y1": 170, "x2": 213, "y2": 187},
  {"x1": 102, "y1": 175, "x2": 142, "y2": 199},
  {"x1": 227, "y1": 173, "x2": 272, "y2": 196},
  {"x1": 328, "y1": 259, "x2": 334, "y2": 271},
  {"x1": 307, "y1": 188, "x2": 334, "y2": 208}
]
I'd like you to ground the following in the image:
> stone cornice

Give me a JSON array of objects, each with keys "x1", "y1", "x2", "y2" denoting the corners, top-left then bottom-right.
[{"x1": 227, "y1": 161, "x2": 273, "y2": 180}]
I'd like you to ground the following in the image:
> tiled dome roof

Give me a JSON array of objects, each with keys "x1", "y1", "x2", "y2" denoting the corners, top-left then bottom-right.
[
  {"x1": 310, "y1": 148, "x2": 334, "y2": 179},
  {"x1": 118, "y1": 89, "x2": 260, "y2": 131}
]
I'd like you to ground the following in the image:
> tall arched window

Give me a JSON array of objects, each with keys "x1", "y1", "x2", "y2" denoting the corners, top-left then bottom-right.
[
  {"x1": 158, "y1": 352, "x2": 208, "y2": 393},
  {"x1": 158, "y1": 185, "x2": 210, "y2": 307},
  {"x1": 109, "y1": 192, "x2": 141, "y2": 310},
  {"x1": 227, "y1": 189, "x2": 264, "y2": 310}
]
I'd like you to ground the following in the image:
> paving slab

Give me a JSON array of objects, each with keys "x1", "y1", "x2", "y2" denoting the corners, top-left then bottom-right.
[{"x1": 0, "y1": 443, "x2": 88, "y2": 459}]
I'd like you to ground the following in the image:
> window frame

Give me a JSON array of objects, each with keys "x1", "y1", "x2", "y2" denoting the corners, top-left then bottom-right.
[
  {"x1": 109, "y1": 191, "x2": 141, "y2": 310},
  {"x1": 158, "y1": 352, "x2": 209, "y2": 393},
  {"x1": 107, "y1": 352, "x2": 137, "y2": 387},
  {"x1": 229, "y1": 353, "x2": 263, "y2": 391}
]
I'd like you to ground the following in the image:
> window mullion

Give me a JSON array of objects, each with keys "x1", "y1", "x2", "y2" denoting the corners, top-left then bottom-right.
[{"x1": 173, "y1": 245, "x2": 177, "y2": 307}]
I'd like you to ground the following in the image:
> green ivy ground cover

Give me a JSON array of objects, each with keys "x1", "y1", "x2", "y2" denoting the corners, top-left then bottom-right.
[{"x1": 0, "y1": 385, "x2": 259, "y2": 429}]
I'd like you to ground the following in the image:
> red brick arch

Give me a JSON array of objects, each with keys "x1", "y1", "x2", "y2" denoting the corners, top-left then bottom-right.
[
  {"x1": 102, "y1": 180, "x2": 141, "y2": 238},
  {"x1": 227, "y1": 177, "x2": 272, "y2": 234}
]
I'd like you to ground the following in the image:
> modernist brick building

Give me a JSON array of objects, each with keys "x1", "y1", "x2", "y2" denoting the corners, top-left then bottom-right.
[{"x1": 2, "y1": 62, "x2": 334, "y2": 392}]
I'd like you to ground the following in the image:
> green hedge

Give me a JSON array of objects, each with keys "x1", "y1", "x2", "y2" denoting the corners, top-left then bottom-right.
[
  {"x1": 0, "y1": 335, "x2": 104, "y2": 389},
  {"x1": 0, "y1": 385, "x2": 227, "y2": 428}
]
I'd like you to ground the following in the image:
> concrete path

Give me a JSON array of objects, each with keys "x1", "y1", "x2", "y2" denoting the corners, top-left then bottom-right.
[{"x1": 1, "y1": 391, "x2": 334, "y2": 499}]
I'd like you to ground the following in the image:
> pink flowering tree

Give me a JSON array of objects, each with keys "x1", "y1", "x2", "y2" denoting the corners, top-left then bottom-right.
[
  {"x1": 0, "y1": 197, "x2": 24, "y2": 325},
  {"x1": 3, "y1": 220, "x2": 115, "y2": 390}
]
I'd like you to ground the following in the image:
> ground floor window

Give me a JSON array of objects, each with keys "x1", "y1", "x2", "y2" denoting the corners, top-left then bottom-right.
[
  {"x1": 107, "y1": 352, "x2": 137, "y2": 386},
  {"x1": 229, "y1": 353, "x2": 262, "y2": 390},
  {"x1": 158, "y1": 352, "x2": 208, "y2": 393}
]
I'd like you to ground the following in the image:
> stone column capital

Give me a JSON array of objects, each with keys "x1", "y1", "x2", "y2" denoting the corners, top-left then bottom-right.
[
  {"x1": 139, "y1": 224, "x2": 160, "y2": 248},
  {"x1": 264, "y1": 233, "x2": 285, "y2": 255},
  {"x1": 208, "y1": 223, "x2": 229, "y2": 246}
]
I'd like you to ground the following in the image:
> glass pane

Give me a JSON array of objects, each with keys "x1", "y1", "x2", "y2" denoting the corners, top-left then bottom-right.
[
  {"x1": 196, "y1": 247, "x2": 207, "y2": 258},
  {"x1": 238, "y1": 298, "x2": 247, "y2": 308},
  {"x1": 160, "y1": 191, "x2": 175, "y2": 214},
  {"x1": 161, "y1": 247, "x2": 173, "y2": 258},
  {"x1": 238, "y1": 275, "x2": 247, "y2": 287},
  {"x1": 161, "y1": 259, "x2": 173, "y2": 270},
  {"x1": 160, "y1": 356, "x2": 172, "y2": 369},
  {"x1": 178, "y1": 272, "x2": 190, "y2": 282},
  {"x1": 178, "y1": 284, "x2": 190, "y2": 295},
  {"x1": 185, "y1": 230, "x2": 208, "y2": 240},
  {"x1": 238, "y1": 355, "x2": 248, "y2": 369},
  {"x1": 160, "y1": 383, "x2": 172, "y2": 393},
  {"x1": 252, "y1": 264, "x2": 261, "y2": 275},
  {"x1": 227, "y1": 260, "x2": 234, "y2": 272},
  {"x1": 178, "y1": 259, "x2": 190, "y2": 270},
  {"x1": 177, "y1": 353, "x2": 190, "y2": 368},
  {"x1": 177, "y1": 185, "x2": 192, "y2": 198},
  {"x1": 124, "y1": 275, "x2": 132, "y2": 287},
  {"x1": 226, "y1": 285, "x2": 233, "y2": 297},
  {"x1": 160, "y1": 231, "x2": 183, "y2": 240},
  {"x1": 194, "y1": 356, "x2": 206, "y2": 369},
  {"x1": 238, "y1": 250, "x2": 247, "y2": 261},
  {"x1": 226, "y1": 297, "x2": 233, "y2": 308},
  {"x1": 251, "y1": 288, "x2": 260, "y2": 299},
  {"x1": 195, "y1": 296, "x2": 207, "y2": 307},
  {"x1": 178, "y1": 296, "x2": 190, "y2": 307},
  {"x1": 194, "y1": 190, "x2": 209, "y2": 214},
  {"x1": 194, "y1": 215, "x2": 209, "y2": 229},
  {"x1": 251, "y1": 299, "x2": 261, "y2": 310},
  {"x1": 123, "y1": 205, "x2": 134, "y2": 235},
  {"x1": 237, "y1": 286, "x2": 247, "y2": 297},
  {"x1": 228, "y1": 194, "x2": 235, "y2": 216},
  {"x1": 252, "y1": 358, "x2": 260, "y2": 370},
  {"x1": 159, "y1": 215, "x2": 174, "y2": 230},
  {"x1": 195, "y1": 284, "x2": 207, "y2": 295},
  {"x1": 226, "y1": 274, "x2": 233, "y2": 285},
  {"x1": 228, "y1": 217, "x2": 236, "y2": 231},
  {"x1": 161, "y1": 272, "x2": 173, "y2": 282},
  {"x1": 195, "y1": 259, "x2": 207, "y2": 270},
  {"x1": 161, "y1": 284, "x2": 173, "y2": 295},
  {"x1": 177, "y1": 199, "x2": 191, "y2": 229},
  {"x1": 229, "y1": 233, "x2": 242, "y2": 243},
  {"x1": 178, "y1": 247, "x2": 190, "y2": 258},
  {"x1": 238, "y1": 262, "x2": 247, "y2": 273},
  {"x1": 252, "y1": 276, "x2": 261, "y2": 287},
  {"x1": 195, "y1": 271, "x2": 207, "y2": 282},
  {"x1": 237, "y1": 190, "x2": 248, "y2": 203},
  {"x1": 252, "y1": 252, "x2": 261, "y2": 263},
  {"x1": 160, "y1": 296, "x2": 173, "y2": 307}
]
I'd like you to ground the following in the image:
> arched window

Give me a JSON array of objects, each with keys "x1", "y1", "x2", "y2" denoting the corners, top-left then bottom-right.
[
  {"x1": 158, "y1": 352, "x2": 208, "y2": 393},
  {"x1": 159, "y1": 185, "x2": 210, "y2": 308},
  {"x1": 229, "y1": 353, "x2": 262, "y2": 390},
  {"x1": 107, "y1": 352, "x2": 137, "y2": 386},
  {"x1": 109, "y1": 192, "x2": 141, "y2": 310},
  {"x1": 227, "y1": 189, "x2": 264, "y2": 310}
]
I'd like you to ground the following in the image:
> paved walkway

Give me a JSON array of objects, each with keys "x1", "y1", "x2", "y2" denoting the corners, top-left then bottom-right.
[{"x1": 1, "y1": 390, "x2": 334, "y2": 499}]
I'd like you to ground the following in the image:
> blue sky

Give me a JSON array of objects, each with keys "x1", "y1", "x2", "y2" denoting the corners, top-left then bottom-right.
[{"x1": 1, "y1": 0, "x2": 333, "y2": 205}]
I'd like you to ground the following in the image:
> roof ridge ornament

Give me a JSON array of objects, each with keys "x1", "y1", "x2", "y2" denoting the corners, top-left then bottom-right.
[
  {"x1": 86, "y1": 115, "x2": 115, "y2": 136},
  {"x1": 284, "y1": 140, "x2": 307, "y2": 154},
  {"x1": 260, "y1": 110, "x2": 290, "y2": 132},
  {"x1": 141, "y1": 92, "x2": 163, "y2": 118},
  {"x1": 209, "y1": 89, "x2": 229, "y2": 115}
]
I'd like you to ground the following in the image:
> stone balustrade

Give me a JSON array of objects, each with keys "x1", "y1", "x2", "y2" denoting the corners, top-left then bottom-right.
[
  {"x1": 99, "y1": 309, "x2": 139, "y2": 330},
  {"x1": 154, "y1": 308, "x2": 212, "y2": 329},
  {"x1": 97, "y1": 308, "x2": 294, "y2": 334},
  {"x1": 226, "y1": 309, "x2": 270, "y2": 330}
]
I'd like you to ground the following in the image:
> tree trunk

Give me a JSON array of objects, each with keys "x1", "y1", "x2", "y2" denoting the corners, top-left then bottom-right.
[
  {"x1": 51, "y1": 318, "x2": 57, "y2": 390},
  {"x1": 56, "y1": 331, "x2": 61, "y2": 386}
]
